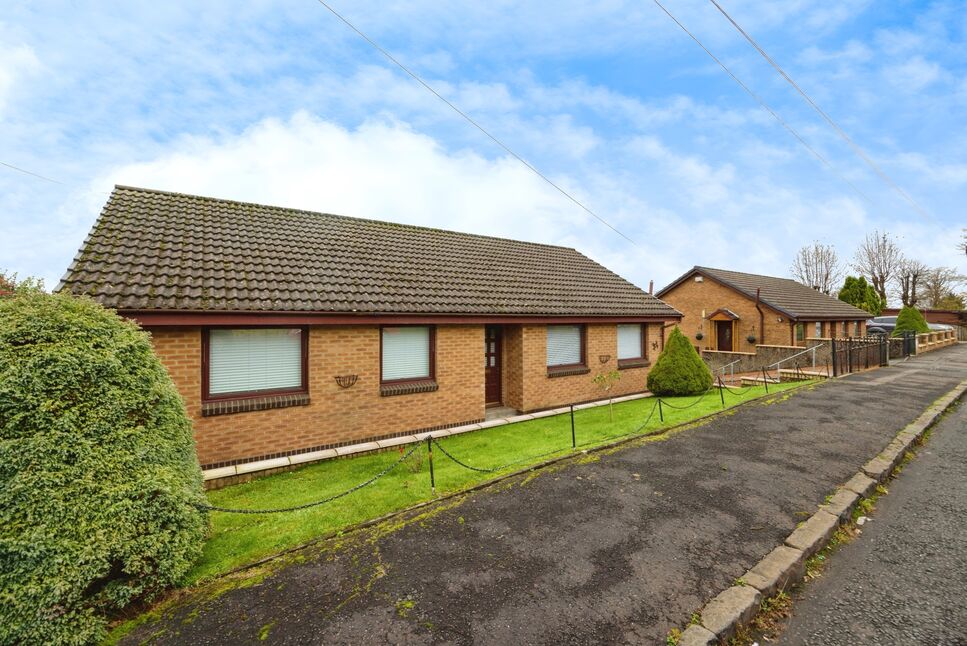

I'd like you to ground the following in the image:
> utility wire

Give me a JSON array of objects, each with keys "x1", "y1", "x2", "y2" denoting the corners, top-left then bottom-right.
[
  {"x1": 651, "y1": 0, "x2": 870, "y2": 204},
  {"x1": 707, "y1": 0, "x2": 930, "y2": 220},
  {"x1": 314, "y1": 0, "x2": 636, "y2": 245},
  {"x1": 0, "y1": 160, "x2": 65, "y2": 185}
]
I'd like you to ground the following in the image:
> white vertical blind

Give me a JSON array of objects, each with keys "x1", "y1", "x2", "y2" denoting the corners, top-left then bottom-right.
[
  {"x1": 209, "y1": 328, "x2": 303, "y2": 395},
  {"x1": 546, "y1": 325, "x2": 582, "y2": 366},
  {"x1": 617, "y1": 324, "x2": 642, "y2": 359},
  {"x1": 382, "y1": 326, "x2": 431, "y2": 380}
]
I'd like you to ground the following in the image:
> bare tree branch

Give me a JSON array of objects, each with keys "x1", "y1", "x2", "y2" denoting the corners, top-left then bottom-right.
[
  {"x1": 791, "y1": 241, "x2": 842, "y2": 294},
  {"x1": 896, "y1": 259, "x2": 929, "y2": 307},
  {"x1": 921, "y1": 266, "x2": 967, "y2": 307},
  {"x1": 852, "y1": 231, "x2": 903, "y2": 305}
]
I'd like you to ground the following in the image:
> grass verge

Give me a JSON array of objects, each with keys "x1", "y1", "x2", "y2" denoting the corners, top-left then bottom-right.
[{"x1": 189, "y1": 382, "x2": 806, "y2": 583}]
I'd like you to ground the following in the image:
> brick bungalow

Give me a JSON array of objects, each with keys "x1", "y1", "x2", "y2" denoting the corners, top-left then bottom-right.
[
  {"x1": 656, "y1": 266, "x2": 869, "y2": 353},
  {"x1": 59, "y1": 186, "x2": 681, "y2": 472}
]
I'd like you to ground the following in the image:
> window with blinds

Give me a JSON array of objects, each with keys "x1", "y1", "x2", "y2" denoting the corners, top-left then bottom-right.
[
  {"x1": 208, "y1": 328, "x2": 304, "y2": 396},
  {"x1": 382, "y1": 326, "x2": 432, "y2": 381},
  {"x1": 617, "y1": 324, "x2": 643, "y2": 360},
  {"x1": 546, "y1": 325, "x2": 583, "y2": 366}
]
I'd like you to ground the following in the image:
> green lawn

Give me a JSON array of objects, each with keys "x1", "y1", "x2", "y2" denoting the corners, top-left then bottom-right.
[{"x1": 189, "y1": 382, "x2": 806, "y2": 583}]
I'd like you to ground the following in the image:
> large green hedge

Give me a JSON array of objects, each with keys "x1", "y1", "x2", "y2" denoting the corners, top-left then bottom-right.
[
  {"x1": 0, "y1": 291, "x2": 207, "y2": 645},
  {"x1": 892, "y1": 305, "x2": 930, "y2": 336},
  {"x1": 646, "y1": 326, "x2": 713, "y2": 396}
]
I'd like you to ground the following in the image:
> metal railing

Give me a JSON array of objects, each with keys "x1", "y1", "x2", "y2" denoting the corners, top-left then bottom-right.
[
  {"x1": 763, "y1": 343, "x2": 824, "y2": 382},
  {"x1": 716, "y1": 358, "x2": 743, "y2": 382}
]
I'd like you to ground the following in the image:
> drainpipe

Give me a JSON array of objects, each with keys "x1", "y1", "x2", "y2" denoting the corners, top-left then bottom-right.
[{"x1": 754, "y1": 288, "x2": 765, "y2": 346}]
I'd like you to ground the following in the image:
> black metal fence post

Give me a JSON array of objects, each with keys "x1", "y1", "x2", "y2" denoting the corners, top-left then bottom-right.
[
  {"x1": 831, "y1": 338, "x2": 838, "y2": 377},
  {"x1": 717, "y1": 376, "x2": 725, "y2": 407},
  {"x1": 761, "y1": 367, "x2": 769, "y2": 393},
  {"x1": 570, "y1": 404, "x2": 576, "y2": 449},
  {"x1": 426, "y1": 436, "x2": 435, "y2": 493},
  {"x1": 658, "y1": 399, "x2": 664, "y2": 423}
]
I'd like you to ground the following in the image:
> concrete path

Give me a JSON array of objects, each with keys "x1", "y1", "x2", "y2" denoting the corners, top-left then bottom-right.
[
  {"x1": 775, "y1": 384, "x2": 967, "y2": 645},
  {"x1": 123, "y1": 344, "x2": 967, "y2": 645}
]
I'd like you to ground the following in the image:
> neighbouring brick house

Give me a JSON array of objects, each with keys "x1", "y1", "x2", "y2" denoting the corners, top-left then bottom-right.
[
  {"x1": 59, "y1": 186, "x2": 681, "y2": 472},
  {"x1": 656, "y1": 266, "x2": 869, "y2": 353}
]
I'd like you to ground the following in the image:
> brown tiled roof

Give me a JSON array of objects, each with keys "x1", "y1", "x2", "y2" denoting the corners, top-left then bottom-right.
[
  {"x1": 657, "y1": 266, "x2": 870, "y2": 320},
  {"x1": 58, "y1": 186, "x2": 680, "y2": 318}
]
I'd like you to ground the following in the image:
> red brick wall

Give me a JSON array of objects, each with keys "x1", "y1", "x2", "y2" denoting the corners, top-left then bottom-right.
[
  {"x1": 661, "y1": 277, "x2": 869, "y2": 348},
  {"x1": 501, "y1": 325, "x2": 525, "y2": 411},
  {"x1": 516, "y1": 323, "x2": 663, "y2": 412},
  {"x1": 659, "y1": 277, "x2": 790, "y2": 351},
  {"x1": 149, "y1": 321, "x2": 671, "y2": 467},
  {"x1": 149, "y1": 325, "x2": 484, "y2": 466}
]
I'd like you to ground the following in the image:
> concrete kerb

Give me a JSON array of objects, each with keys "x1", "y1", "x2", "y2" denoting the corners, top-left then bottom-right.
[
  {"x1": 682, "y1": 377, "x2": 967, "y2": 643},
  {"x1": 678, "y1": 623, "x2": 717, "y2": 646}
]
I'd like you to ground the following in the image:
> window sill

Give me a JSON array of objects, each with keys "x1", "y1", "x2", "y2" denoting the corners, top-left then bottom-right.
[
  {"x1": 617, "y1": 359, "x2": 651, "y2": 370},
  {"x1": 546, "y1": 365, "x2": 590, "y2": 378},
  {"x1": 380, "y1": 379, "x2": 439, "y2": 397},
  {"x1": 202, "y1": 393, "x2": 310, "y2": 417}
]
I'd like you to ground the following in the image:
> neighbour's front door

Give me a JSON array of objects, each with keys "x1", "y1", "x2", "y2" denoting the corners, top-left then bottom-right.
[
  {"x1": 485, "y1": 325, "x2": 502, "y2": 405},
  {"x1": 716, "y1": 320, "x2": 733, "y2": 352}
]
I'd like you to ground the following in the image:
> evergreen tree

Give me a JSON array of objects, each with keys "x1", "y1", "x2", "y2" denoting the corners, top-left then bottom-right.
[
  {"x1": 646, "y1": 326, "x2": 713, "y2": 396},
  {"x1": 837, "y1": 275, "x2": 884, "y2": 315},
  {"x1": 892, "y1": 306, "x2": 930, "y2": 336}
]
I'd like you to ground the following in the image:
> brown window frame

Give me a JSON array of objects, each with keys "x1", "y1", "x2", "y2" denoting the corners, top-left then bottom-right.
[
  {"x1": 546, "y1": 324, "x2": 587, "y2": 371},
  {"x1": 617, "y1": 323, "x2": 650, "y2": 368},
  {"x1": 795, "y1": 323, "x2": 805, "y2": 342},
  {"x1": 201, "y1": 326, "x2": 309, "y2": 403},
  {"x1": 379, "y1": 325, "x2": 437, "y2": 385}
]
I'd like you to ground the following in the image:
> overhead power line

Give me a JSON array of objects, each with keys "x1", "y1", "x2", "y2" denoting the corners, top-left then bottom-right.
[
  {"x1": 314, "y1": 0, "x2": 636, "y2": 245},
  {"x1": 0, "y1": 160, "x2": 65, "y2": 185},
  {"x1": 651, "y1": 0, "x2": 870, "y2": 204},
  {"x1": 707, "y1": 0, "x2": 930, "y2": 220}
]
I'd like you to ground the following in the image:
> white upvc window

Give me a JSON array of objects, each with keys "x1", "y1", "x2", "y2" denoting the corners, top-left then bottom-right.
[
  {"x1": 617, "y1": 324, "x2": 644, "y2": 360},
  {"x1": 381, "y1": 326, "x2": 433, "y2": 382},
  {"x1": 547, "y1": 325, "x2": 584, "y2": 367},
  {"x1": 815, "y1": 322, "x2": 823, "y2": 337},
  {"x1": 207, "y1": 328, "x2": 305, "y2": 397},
  {"x1": 854, "y1": 321, "x2": 860, "y2": 336}
]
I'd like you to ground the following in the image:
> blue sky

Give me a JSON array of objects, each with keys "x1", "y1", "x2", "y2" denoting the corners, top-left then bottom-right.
[{"x1": 2, "y1": 1, "x2": 965, "y2": 300}]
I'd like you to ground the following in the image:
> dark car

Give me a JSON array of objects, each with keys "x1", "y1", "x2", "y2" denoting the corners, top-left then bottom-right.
[
  {"x1": 867, "y1": 315, "x2": 953, "y2": 336},
  {"x1": 866, "y1": 316, "x2": 897, "y2": 336}
]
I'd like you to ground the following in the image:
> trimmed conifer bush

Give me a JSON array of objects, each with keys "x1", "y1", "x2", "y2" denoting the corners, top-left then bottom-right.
[
  {"x1": 892, "y1": 305, "x2": 930, "y2": 336},
  {"x1": 0, "y1": 290, "x2": 207, "y2": 645},
  {"x1": 646, "y1": 326, "x2": 713, "y2": 396}
]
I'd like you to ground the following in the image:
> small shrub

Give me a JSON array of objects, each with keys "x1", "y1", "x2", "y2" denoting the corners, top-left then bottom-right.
[
  {"x1": 0, "y1": 291, "x2": 207, "y2": 645},
  {"x1": 647, "y1": 327, "x2": 713, "y2": 396},
  {"x1": 892, "y1": 305, "x2": 929, "y2": 336}
]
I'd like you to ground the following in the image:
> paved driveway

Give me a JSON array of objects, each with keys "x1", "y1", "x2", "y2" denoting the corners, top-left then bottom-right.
[{"x1": 124, "y1": 344, "x2": 967, "y2": 645}]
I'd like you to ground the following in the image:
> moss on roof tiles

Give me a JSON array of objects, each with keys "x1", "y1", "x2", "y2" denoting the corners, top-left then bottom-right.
[{"x1": 58, "y1": 185, "x2": 679, "y2": 317}]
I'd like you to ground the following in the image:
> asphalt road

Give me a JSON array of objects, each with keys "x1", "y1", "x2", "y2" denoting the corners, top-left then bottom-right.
[
  {"x1": 776, "y1": 391, "x2": 967, "y2": 645},
  {"x1": 122, "y1": 344, "x2": 967, "y2": 645}
]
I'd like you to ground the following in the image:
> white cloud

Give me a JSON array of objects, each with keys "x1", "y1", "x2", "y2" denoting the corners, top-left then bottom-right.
[
  {"x1": 885, "y1": 56, "x2": 946, "y2": 92},
  {"x1": 0, "y1": 40, "x2": 40, "y2": 117},
  {"x1": 96, "y1": 111, "x2": 590, "y2": 248}
]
